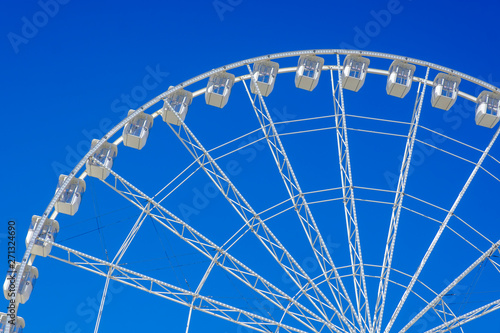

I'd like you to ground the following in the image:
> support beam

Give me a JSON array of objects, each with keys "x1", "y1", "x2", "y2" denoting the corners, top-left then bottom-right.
[
  {"x1": 425, "y1": 298, "x2": 500, "y2": 333},
  {"x1": 400, "y1": 239, "x2": 500, "y2": 333},
  {"x1": 46, "y1": 240, "x2": 310, "y2": 333},
  {"x1": 373, "y1": 67, "x2": 430, "y2": 333},
  {"x1": 93, "y1": 209, "x2": 150, "y2": 333},
  {"x1": 332, "y1": 54, "x2": 376, "y2": 332},
  {"x1": 243, "y1": 63, "x2": 363, "y2": 332},
  {"x1": 186, "y1": 258, "x2": 219, "y2": 333},
  {"x1": 383, "y1": 120, "x2": 500, "y2": 333},
  {"x1": 91, "y1": 158, "x2": 343, "y2": 333},
  {"x1": 163, "y1": 98, "x2": 359, "y2": 332}
]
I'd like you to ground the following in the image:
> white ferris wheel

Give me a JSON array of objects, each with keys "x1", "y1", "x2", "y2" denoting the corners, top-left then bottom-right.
[{"x1": 4, "y1": 50, "x2": 500, "y2": 333}]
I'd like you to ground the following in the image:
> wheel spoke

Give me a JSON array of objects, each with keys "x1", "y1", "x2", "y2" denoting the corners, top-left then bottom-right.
[
  {"x1": 163, "y1": 98, "x2": 362, "y2": 331},
  {"x1": 424, "y1": 298, "x2": 500, "y2": 333},
  {"x1": 16, "y1": 50, "x2": 500, "y2": 333},
  {"x1": 384, "y1": 121, "x2": 500, "y2": 333},
  {"x1": 186, "y1": 258, "x2": 220, "y2": 333},
  {"x1": 93, "y1": 208, "x2": 150, "y2": 333},
  {"x1": 242, "y1": 63, "x2": 362, "y2": 332},
  {"x1": 400, "y1": 239, "x2": 500, "y2": 332},
  {"x1": 331, "y1": 53, "x2": 376, "y2": 333},
  {"x1": 89, "y1": 157, "x2": 345, "y2": 332},
  {"x1": 373, "y1": 67, "x2": 430, "y2": 333},
  {"x1": 45, "y1": 240, "x2": 310, "y2": 333}
]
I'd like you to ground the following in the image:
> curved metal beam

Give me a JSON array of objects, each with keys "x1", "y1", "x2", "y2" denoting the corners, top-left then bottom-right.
[{"x1": 15, "y1": 49, "x2": 500, "y2": 333}]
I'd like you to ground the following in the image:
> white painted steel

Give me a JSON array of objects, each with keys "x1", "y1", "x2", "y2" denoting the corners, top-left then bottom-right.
[
  {"x1": 373, "y1": 67, "x2": 430, "y2": 333},
  {"x1": 332, "y1": 53, "x2": 372, "y2": 332},
  {"x1": 14, "y1": 49, "x2": 500, "y2": 333}
]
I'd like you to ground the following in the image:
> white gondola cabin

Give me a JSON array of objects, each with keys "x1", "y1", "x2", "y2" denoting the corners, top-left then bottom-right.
[
  {"x1": 475, "y1": 91, "x2": 500, "y2": 128},
  {"x1": 295, "y1": 55, "x2": 324, "y2": 91},
  {"x1": 431, "y1": 73, "x2": 460, "y2": 110},
  {"x1": 3, "y1": 263, "x2": 38, "y2": 304},
  {"x1": 54, "y1": 175, "x2": 86, "y2": 216},
  {"x1": 86, "y1": 139, "x2": 118, "y2": 180},
  {"x1": 122, "y1": 110, "x2": 153, "y2": 150},
  {"x1": 386, "y1": 60, "x2": 416, "y2": 98},
  {"x1": 0, "y1": 313, "x2": 24, "y2": 333},
  {"x1": 250, "y1": 60, "x2": 279, "y2": 97},
  {"x1": 342, "y1": 55, "x2": 370, "y2": 92},
  {"x1": 205, "y1": 72, "x2": 235, "y2": 108},
  {"x1": 25, "y1": 216, "x2": 59, "y2": 257},
  {"x1": 162, "y1": 87, "x2": 193, "y2": 126}
]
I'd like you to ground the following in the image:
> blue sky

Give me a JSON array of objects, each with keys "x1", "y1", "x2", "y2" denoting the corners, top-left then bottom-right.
[{"x1": 2, "y1": 0, "x2": 500, "y2": 332}]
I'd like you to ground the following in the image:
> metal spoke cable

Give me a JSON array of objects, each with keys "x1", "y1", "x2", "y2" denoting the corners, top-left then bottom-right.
[
  {"x1": 424, "y1": 298, "x2": 500, "y2": 333},
  {"x1": 455, "y1": 260, "x2": 488, "y2": 316},
  {"x1": 244, "y1": 63, "x2": 362, "y2": 331},
  {"x1": 89, "y1": 180, "x2": 111, "y2": 262},
  {"x1": 374, "y1": 67, "x2": 430, "y2": 333},
  {"x1": 93, "y1": 206, "x2": 150, "y2": 333},
  {"x1": 164, "y1": 96, "x2": 360, "y2": 331},
  {"x1": 384, "y1": 123, "x2": 500, "y2": 333},
  {"x1": 149, "y1": 214, "x2": 193, "y2": 293},
  {"x1": 13, "y1": 49, "x2": 500, "y2": 333},
  {"x1": 331, "y1": 57, "x2": 372, "y2": 332},
  {"x1": 399, "y1": 239, "x2": 500, "y2": 333},
  {"x1": 91, "y1": 157, "x2": 347, "y2": 333},
  {"x1": 46, "y1": 239, "x2": 311, "y2": 333}
]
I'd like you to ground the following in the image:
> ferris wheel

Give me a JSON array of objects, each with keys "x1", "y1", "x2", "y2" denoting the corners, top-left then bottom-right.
[{"x1": 4, "y1": 50, "x2": 500, "y2": 333}]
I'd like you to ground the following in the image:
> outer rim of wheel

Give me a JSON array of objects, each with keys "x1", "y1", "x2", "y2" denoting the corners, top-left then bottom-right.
[{"x1": 13, "y1": 49, "x2": 500, "y2": 332}]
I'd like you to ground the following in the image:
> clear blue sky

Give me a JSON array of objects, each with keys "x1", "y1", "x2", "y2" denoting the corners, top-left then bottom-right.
[{"x1": 2, "y1": 0, "x2": 500, "y2": 332}]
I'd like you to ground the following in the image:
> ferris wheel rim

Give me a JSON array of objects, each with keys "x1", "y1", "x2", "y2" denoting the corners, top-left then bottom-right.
[
  {"x1": 13, "y1": 49, "x2": 500, "y2": 333},
  {"x1": 31, "y1": 49, "x2": 500, "y2": 236}
]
